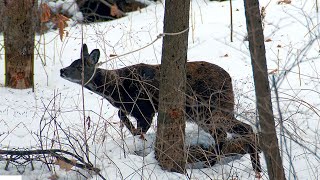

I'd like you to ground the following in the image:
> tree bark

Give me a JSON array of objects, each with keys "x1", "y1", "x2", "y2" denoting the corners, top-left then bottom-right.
[
  {"x1": 0, "y1": 1, "x2": 4, "y2": 33},
  {"x1": 155, "y1": 0, "x2": 190, "y2": 173},
  {"x1": 3, "y1": 0, "x2": 37, "y2": 89},
  {"x1": 243, "y1": 0, "x2": 286, "y2": 179}
]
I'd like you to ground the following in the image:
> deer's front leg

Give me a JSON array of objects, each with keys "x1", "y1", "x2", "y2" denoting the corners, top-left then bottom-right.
[{"x1": 118, "y1": 110, "x2": 141, "y2": 136}]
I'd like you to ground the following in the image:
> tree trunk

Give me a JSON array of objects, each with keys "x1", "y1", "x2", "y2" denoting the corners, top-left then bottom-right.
[
  {"x1": 3, "y1": 0, "x2": 37, "y2": 89},
  {"x1": 243, "y1": 0, "x2": 286, "y2": 179},
  {"x1": 155, "y1": 0, "x2": 190, "y2": 173},
  {"x1": 0, "y1": 1, "x2": 4, "y2": 33}
]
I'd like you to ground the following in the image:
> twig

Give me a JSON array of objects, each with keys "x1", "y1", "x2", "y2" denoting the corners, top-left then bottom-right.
[{"x1": 229, "y1": 0, "x2": 233, "y2": 42}]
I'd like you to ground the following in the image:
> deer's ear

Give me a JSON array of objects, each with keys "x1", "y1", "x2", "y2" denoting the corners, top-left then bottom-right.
[
  {"x1": 81, "y1": 44, "x2": 89, "y2": 57},
  {"x1": 88, "y1": 49, "x2": 100, "y2": 65}
]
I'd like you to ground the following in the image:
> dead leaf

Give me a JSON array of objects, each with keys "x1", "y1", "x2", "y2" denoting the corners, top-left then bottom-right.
[
  {"x1": 220, "y1": 54, "x2": 229, "y2": 58},
  {"x1": 48, "y1": 174, "x2": 59, "y2": 180},
  {"x1": 110, "y1": 54, "x2": 117, "y2": 57},
  {"x1": 269, "y1": 69, "x2": 278, "y2": 74},
  {"x1": 40, "y1": 3, "x2": 51, "y2": 23},
  {"x1": 139, "y1": 134, "x2": 146, "y2": 140},
  {"x1": 277, "y1": 44, "x2": 282, "y2": 48},
  {"x1": 265, "y1": 38, "x2": 272, "y2": 42},
  {"x1": 277, "y1": 0, "x2": 291, "y2": 4},
  {"x1": 55, "y1": 158, "x2": 76, "y2": 171},
  {"x1": 52, "y1": 14, "x2": 69, "y2": 41},
  {"x1": 255, "y1": 172, "x2": 262, "y2": 179},
  {"x1": 111, "y1": 5, "x2": 123, "y2": 18}
]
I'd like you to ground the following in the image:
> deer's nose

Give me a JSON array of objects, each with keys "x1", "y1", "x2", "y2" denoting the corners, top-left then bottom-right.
[{"x1": 60, "y1": 69, "x2": 65, "y2": 75}]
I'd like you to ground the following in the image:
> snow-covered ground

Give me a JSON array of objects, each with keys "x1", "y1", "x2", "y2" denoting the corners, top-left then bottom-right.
[{"x1": 0, "y1": 0, "x2": 319, "y2": 179}]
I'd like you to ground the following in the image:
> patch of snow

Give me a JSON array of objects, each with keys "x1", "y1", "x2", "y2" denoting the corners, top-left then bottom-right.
[{"x1": 0, "y1": 0, "x2": 319, "y2": 179}]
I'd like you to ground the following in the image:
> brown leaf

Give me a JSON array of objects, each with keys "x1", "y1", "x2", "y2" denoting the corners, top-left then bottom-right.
[
  {"x1": 219, "y1": 54, "x2": 229, "y2": 58},
  {"x1": 40, "y1": 3, "x2": 51, "y2": 23},
  {"x1": 55, "y1": 158, "x2": 76, "y2": 171},
  {"x1": 277, "y1": 44, "x2": 282, "y2": 48},
  {"x1": 277, "y1": 0, "x2": 291, "y2": 4},
  {"x1": 58, "y1": 14, "x2": 69, "y2": 21},
  {"x1": 48, "y1": 174, "x2": 59, "y2": 180},
  {"x1": 110, "y1": 54, "x2": 117, "y2": 57},
  {"x1": 269, "y1": 69, "x2": 278, "y2": 74},
  {"x1": 65, "y1": 31, "x2": 69, "y2": 38},
  {"x1": 255, "y1": 172, "x2": 262, "y2": 179},
  {"x1": 265, "y1": 38, "x2": 272, "y2": 42},
  {"x1": 58, "y1": 22, "x2": 65, "y2": 41},
  {"x1": 52, "y1": 14, "x2": 69, "y2": 41},
  {"x1": 111, "y1": 5, "x2": 123, "y2": 18}
]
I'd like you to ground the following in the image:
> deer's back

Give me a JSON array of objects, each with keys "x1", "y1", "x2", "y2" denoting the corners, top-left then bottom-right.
[{"x1": 109, "y1": 61, "x2": 234, "y2": 115}]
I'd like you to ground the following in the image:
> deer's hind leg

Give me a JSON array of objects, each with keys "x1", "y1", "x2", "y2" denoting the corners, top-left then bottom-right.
[{"x1": 226, "y1": 118, "x2": 262, "y2": 173}]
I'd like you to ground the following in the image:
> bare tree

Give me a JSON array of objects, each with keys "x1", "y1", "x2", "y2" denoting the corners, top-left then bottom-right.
[
  {"x1": 2, "y1": 0, "x2": 37, "y2": 89},
  {"x1": 243, "y1": 0, "x2": 286, "y2": 179},
  {"x1": 154, "y1": 0, "x2": 190, "y2": 173}
]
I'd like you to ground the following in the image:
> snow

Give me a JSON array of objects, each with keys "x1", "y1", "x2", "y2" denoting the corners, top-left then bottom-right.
[{"x1": 0, "y1": 0, "x2": 320, "y2": 179}]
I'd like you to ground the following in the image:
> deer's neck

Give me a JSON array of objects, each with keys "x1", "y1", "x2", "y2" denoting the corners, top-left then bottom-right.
[{"x1": 85, "y1": 68, "x2": 118, "y2": 94}]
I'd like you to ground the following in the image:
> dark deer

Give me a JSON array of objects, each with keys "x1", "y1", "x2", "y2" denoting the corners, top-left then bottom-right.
[{"x1": 60, "y1": 44, "x2": 261, "y2": 173}]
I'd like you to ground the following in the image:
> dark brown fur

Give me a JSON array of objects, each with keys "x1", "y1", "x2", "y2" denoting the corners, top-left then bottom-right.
[{"x1": 60, "y1": 44, "x2": 261, "y2": 172}]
